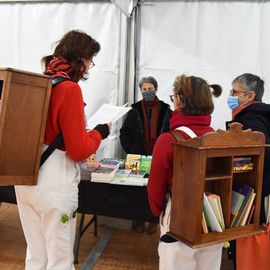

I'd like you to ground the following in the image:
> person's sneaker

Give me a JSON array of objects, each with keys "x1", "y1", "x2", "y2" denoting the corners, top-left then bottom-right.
[
  {"x1": 132, "y1": 220, "x2": 145, "y2": 233},
  {"x1": 146, "y1": 222, "x2": 157, "y2": 234}
]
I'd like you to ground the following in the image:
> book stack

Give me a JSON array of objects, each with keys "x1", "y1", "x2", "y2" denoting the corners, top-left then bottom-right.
[
  {"x1": 100, "y1": 158, "x2": 121, "y2": 170},
  {"x1": 233, "y1": 157, "x2": 254, "y2": 171},
  {"x1": 203, "y1": 192, "x2": 224, "y2": 233},
  {"x1": 110, "y1": 169, "x2": 132, "y2": 184},
  {"x1": 110, "y1": 169, "x2": 147, "y2": 186},
  {"x1": 79, "y1": 160, "x2": 101, "y2": 173},
  {"x1": 230, "y1": 183, "x2": 256, "y2": 227},
  {"x1": 91, "y1": 166, "x2": 117, "y2": 183}
]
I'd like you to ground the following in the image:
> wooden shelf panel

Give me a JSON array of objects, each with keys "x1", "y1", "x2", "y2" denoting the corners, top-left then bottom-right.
[
  {"x1": 169, "y1": 224, "x2": 262, "y2": 248},
  {"x1": 205, "y1": 174, "x2": 231, "y2": 181},
  {"x1": 233, "y1": 170, "x2": 253, "y2": 174}
]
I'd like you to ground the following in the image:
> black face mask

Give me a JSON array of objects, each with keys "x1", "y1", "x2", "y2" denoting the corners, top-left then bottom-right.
[{"x1": 142, "y1": 90, "x2": 156, "y2": 101}]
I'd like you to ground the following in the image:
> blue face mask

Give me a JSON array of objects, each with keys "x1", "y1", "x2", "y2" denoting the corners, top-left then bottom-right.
[{"x1": 227, "y1": 96, "x2": 239, "y2": 110}]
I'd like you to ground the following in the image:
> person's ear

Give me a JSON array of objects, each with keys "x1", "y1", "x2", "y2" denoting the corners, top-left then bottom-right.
[
  {"x1": 177, "y1": 94, "x2": 185, "y2": 108},
  {"x1": 248, "y1": 91, "x2": 256, "y2": 102}
]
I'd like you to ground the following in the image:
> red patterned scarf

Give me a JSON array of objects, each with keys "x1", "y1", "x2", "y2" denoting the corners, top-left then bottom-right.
[
  {"x1": 141, "y1": 98, "x2": 160, "y2": 154},
  {"x1": 44, "y1": 57, "x2": 74, "y2": 80}
]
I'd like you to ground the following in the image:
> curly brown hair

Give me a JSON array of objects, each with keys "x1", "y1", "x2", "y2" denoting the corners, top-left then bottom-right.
[
  {"x1": 173, "y1": 74, "x2": 222, "y2": 115},
  {"x1": 42, "y1": 30, "x2": 100, "y2": 81}
]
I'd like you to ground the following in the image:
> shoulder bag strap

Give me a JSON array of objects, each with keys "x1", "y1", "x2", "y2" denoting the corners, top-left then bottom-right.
[
  {"x1": 161, "y1": 126, "x2": 197, "y2": 243},
  {"x1": 39, "y1": 77, "x2": 68, "y2": 168}
]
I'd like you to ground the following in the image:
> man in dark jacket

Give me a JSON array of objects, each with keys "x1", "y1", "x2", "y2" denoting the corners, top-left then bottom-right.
[
  {"x1": 120, "y1": 76, "x2": 172, "y2": 234},
  {"x1": 227, "y1": 73, "x2": 270, "y2": 269}
]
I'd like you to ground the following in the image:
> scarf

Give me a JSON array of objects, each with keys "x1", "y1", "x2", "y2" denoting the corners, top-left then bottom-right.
[
  {"x1": 141, "y1": 98, "x2": 160, "y2": 155},
  {"x1": 44, "y1": 57, "x2": 75, "y2": 81},
  {"x1": 170, "y1": 110, "x2": 213, "y2": 137},
  {"x1": 232, "y1": 101, "x2": 262, "y2": 120}
]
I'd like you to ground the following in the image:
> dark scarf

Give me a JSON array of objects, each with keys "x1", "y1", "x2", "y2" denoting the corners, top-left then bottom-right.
[
  {"x1": 44, "y1": 57, "x2": 78, "y2": 81},
  {"x1": 141, "y1": 98, "x2": 160, "y2": 154},
  {"x1": 232, "y1": 101, "x2": 262, "y2": 120}
]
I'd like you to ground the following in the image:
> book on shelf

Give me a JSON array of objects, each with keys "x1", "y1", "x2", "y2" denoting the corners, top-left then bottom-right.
[
  {"x1": 247, "y1": 205, "x2": 255, "y2": 224},
  {"x1": 206, "y1": 192, "x2": 225, "y2": 230},
  {"x1": 230, "y1": 183, "x2": 254, "y2": 227},
  {"x1": 233, "y1": 157, "x2": 254, "y2": 171},
  {"x1": 203, "y1": 193, "x2": 223, "y2": 232},
  {"x1": 230, "y1": 190, "x2": 245, "y2": 227},
  {"x1": 202, "y1": 211, "x2": 209, "y2": 234},
  {"x1": 239, "y1": 192, "x2": 256, "y2": 226},
  {"x1": 264, "y1": 194, "x2": 270, "y2": 224}
]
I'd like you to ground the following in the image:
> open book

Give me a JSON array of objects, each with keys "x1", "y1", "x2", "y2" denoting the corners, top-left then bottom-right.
[{"x1": 87, "y1": 103, "x2": 131, "y2": 129}]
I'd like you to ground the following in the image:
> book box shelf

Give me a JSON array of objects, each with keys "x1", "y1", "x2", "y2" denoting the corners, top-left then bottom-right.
[
  {"x1": 0, "y1": 68, "x2": 51, "y2": 185},
  {"x1": 169, "y1": 122, "x2": 266, "y2": 248}
]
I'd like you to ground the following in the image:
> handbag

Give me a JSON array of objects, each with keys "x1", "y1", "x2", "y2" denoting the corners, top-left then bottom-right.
[{"x1": 236, "y1": 224, "x2": 270, "y2": 270}]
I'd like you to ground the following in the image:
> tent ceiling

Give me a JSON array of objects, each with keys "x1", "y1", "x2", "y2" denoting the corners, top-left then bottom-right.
[{"x1": 139, "y1": 0, "x2": 270, "y2": 3}]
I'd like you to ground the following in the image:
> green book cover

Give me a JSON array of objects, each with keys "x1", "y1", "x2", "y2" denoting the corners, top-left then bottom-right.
[{"x1": 139, "y1": 155, "x2": 152, "y2": 173}]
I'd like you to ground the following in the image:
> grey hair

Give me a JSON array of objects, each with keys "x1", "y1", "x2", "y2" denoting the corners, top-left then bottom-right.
[
  {"x1": 139, "y1": 76, "x2": 158, "y2": 89},
  {"x1": 232, "y1": 73, "x2": 264, "y2": 101}
]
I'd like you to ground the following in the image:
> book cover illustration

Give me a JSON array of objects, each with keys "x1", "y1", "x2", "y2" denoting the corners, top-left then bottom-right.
[{"x1": 125, "y1": 154, "x2": 141, "y2": 171}]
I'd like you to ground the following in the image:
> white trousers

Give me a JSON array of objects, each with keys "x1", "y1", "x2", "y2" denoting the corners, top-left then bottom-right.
[
  {"x1": 158, "y1": 198, "x2": 223, "y2": 270},
  {"x1": 15, "y1": 147, "x2": 80, "y2": 270}
]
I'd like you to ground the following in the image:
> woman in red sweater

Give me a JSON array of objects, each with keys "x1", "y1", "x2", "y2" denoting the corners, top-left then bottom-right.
[
  {"x1": 15, "y1": 30, "x2": 110, "y2": 270},
  {"x1": 147, "y1": 74, "x2": 223, "y2": 270}
]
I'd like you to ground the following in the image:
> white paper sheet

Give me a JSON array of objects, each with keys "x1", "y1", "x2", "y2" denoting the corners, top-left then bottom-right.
[{"x1": 87, "y1": 103, "x2": 131, "y2": 129}]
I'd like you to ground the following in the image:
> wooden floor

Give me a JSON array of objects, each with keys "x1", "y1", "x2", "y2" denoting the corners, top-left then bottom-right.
[{"x1": 0, "y1": 203, "x2": 234, "y2": 270}]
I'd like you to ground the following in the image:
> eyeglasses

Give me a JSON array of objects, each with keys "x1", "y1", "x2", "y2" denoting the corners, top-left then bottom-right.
[
  {"x1": 89, "y1": 59, "x2": 95, "y2": 69},
  {"x1": 229, "y1": 89, "x2": 249, "y2": 97},
  {"x1": 169, "y1": 95, "x2": 175, "y2": 102}
]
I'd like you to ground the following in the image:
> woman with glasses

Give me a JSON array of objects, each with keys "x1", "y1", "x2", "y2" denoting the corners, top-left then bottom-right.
[
  {"x1": 120, "y1": 76, "x2": 172, "y2": 234},
  {"x1": 147, "y1": 74, "x2": 223, "y2": 270},
  {"x1": 15, "y1": 30, "x2": 110, "y2": 270}
]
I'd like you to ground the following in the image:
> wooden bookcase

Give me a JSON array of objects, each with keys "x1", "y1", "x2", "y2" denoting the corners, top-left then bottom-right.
[
  {"x1": 0, "y1": 68, "x2": 51, "y2": 185},
  {"x1": 169, "y1": 123, "x2": 266, "y2": 247}
]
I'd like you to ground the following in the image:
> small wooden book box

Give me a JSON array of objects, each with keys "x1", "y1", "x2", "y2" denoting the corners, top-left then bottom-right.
[
  {"x1": 169, "y1": 123, "x2": 266, "y2": 247},
  {"x1": 0, "y1": 68, "x2": 52, "y2": 185}
]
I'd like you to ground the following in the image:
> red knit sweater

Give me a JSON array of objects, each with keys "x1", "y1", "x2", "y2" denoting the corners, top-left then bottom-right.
[
  {"x1": 44, "y1": 80, "x2": 102, "y2": 161},
  {"x1": 147, "y1": 110, "x2": 214, "y2": 217}
]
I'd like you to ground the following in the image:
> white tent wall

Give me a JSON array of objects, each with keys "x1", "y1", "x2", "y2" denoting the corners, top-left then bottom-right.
[
  {"x1": 137, "y1": 1, "x2": 270, "y2": 130},
  {"x1": 0, "y1": 1, "x2": 129, "y2": 159}
]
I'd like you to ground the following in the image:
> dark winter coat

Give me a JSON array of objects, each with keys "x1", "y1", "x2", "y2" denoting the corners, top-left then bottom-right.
[
  {"x1": 120, "y1": 100, "x2": 172, "y2": 155},
  {"x1": 229, "y1": 102, "x2": 270, "y2": 223}
]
